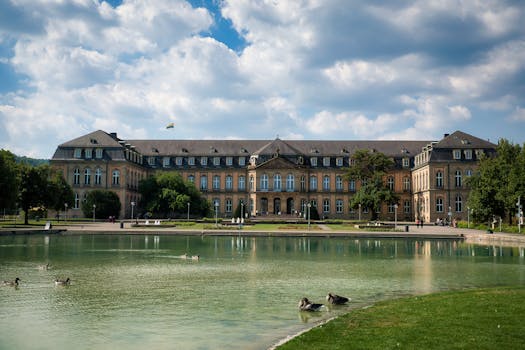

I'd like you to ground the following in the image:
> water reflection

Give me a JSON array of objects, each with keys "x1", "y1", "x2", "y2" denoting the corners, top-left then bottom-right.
[{"x1": 1, "y1": 234, "x2": 524, "y2": 350}]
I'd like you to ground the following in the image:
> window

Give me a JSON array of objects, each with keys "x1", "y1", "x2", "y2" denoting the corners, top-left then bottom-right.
[
  {"x1": 336, "y1": 199, "x2": 344, "y2": 213},
  {"x1": 404, "y1": 200, "x2": 411, "y2": 214},
  {"x1": 436, "y1": 171, "x2": 443, "y2": 188},
  {"x1": 226, "y1": 175, "x2": 233, "y2": 190},
  {"x1": 323, "y1": 157, "x2": 330, "y2": 166},
  {"x1": 323, "y1": 199, "x2": 330, "y2": 213},
  {"x1": 238, "y1": 176, "x2": 246, "y2": 191},
  {"x1": 176, "y1": 157, "x2": 183, "y2": 166},
  {"x1": 361, "y1": 178, "x2": 368, "y2": 187},
  {"x1": 455, "y1": 194, "x2": 462, "y2": 212},
  {"x1": 323, "y1": 175, "x2": 330, "y2": 191},
  {"x1": 238, "y1": 157, "x2": 245, "y2": 166},
  {"x1": 200, "y1": 175, "x2": 208, "y2": 191},
  {"x1": 310, "y1": 176, "x2": 317, "y2": 191},
  {"x1": 85, "y1": 148, "x2": 92, "y2": 159},
  {"x1": 201, "y1": 157, "x2": 207, "y2": 166},
  {"x1": 387, "y1": 176, "x2": 394, "y2": 191},
  {"x1": 349, "y1": 179, "x2": 356, "y2": 192},
  {"x1": 388, "y1": 204, "x2": 395, "y2": 213},
  {"x1": 464, "y1": 149, "x2": 472, "y2": 160},
  {"x1": 213, "y1": 157, "x2": 220, "y2": 166},
  {"x1": 402, "y1": 158, "x2": 409, "y2": 168},
  {"x1": 95, "y1": 168, "x2": 102, "y2": 185},
  {"x1": 73, "y1": 168, "x2": 80, "y2": 185},
  {"x1": 349, "y1": 158, "x2": 355, "y2": 166},
  {"x1": 453, "y1": 149, "x2": 461, "y2": 160},
  {"x1": 455, "y1": 170, "x2": 462, "y2": 187},
  {"x1": 286, "y1": 174, "x2": 294, "y2": 191},
  {"x1": 74, "y1": 193, "x2": 80, "y2": 209},
  {"x1": 300, "y1": 176, "x2": 306, "y2": 191},
  {"x1": 84, "y1": 168, "x2": 91, "y2": 185},
  {"x1": 310, "y1": 157, "x2": 317, "y2": 166},
  {"x1": 226, "y1": 157, "x2": 233, "y2": 166},
  {"x1": 74, "y1": 148, "x2": 82, "y2": 158},
  {"x1": 225, "y1": 199, "x2": 232, "y2": 213},
  {"x1": 163, "y1": 157, "x2": 170, "y2": 167},
  {"x1": 336, "y1": 157, "x2": 343, "y2": 166},
  {"x1": 188, "y1": 157, "x2": 195, "y2": 166},
  {"x1": 112, "y1": 170, "x2": 120, "y2": 185},
  {"x1": 213, "y1": 175, "x2": 220, "y2": 190},
  {"x1": 336, "y1": 176, "x2": 343, "y2": 191},
  {"x1": 403, "y1": 177, "x2": 410, "y2": 191},
  {"x1": 95, "y1": 148, "x2": 103, "y2": 159},
  {"x1": 466, "y1": 169, "x2": 473, "y2": 177},
  {"x1": 188, "y1": 175, "x2": 195, "y2": 183},
  {"x1": 260, "y1": 174, "x2": 269, "y2": 191},
  {"x1": 436, "y1": 197, "x2": 444, "y2": 212},
  {"x1": 148, "y1": 157, "x2": 155, "y2": 166},
  {"x1": 273, "y1": 174, "x2": 282, "y2": 191}
]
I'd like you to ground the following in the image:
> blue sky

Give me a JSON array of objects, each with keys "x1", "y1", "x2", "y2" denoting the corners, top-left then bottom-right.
[{"x1": 1, "y1": 0, "x2": 525, "y2": 158}]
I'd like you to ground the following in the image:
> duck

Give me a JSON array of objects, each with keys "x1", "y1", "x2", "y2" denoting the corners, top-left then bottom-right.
[
  {"x1": 326, "y1": 293, "x2": 350, "y2": 305},
  {"x1": 298, "y1": 297, "x2": 324, "y2": 312},
  {"x1": 38, "y1": 263, "x2": 50, "y2": 270},
  {"x1": 55, "y1": 278, "x2": 71, "y2": 286},
  {"x1": 2, "y1": 277, "x2": 20, "y2": 287},
  {"x1": 191, "y1": 255, "x2": 200, "y2": 261}
]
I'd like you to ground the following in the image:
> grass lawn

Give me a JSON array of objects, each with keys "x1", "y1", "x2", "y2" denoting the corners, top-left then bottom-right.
[{"x1": 277, "y1": 287, "x2": 525, "y2": 350}]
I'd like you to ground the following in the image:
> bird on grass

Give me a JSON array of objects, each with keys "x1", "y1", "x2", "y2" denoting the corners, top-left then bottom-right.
[
  {"x1": 326, "y1": 293, "x2": 350, "y2": 305},
  {"x1": 298, "y1": 297, "x2": 324, "y2": 312},
  {"x1": 2, "y1": 277, "x2": 20, "y2": 287},
  {"x1": 55, "y1": 278, "x2": 71, "y2": 286}
]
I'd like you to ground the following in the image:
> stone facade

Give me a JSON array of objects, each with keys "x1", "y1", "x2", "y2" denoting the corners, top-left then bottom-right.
[{"x1": 50, "y1": 130, "x2": 496, "y2": 222}]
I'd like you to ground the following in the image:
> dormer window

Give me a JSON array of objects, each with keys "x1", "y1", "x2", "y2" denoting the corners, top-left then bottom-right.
[
  {"x1": 475, "y1": 149, "x2": 484, "y2": 159},
  {"x1": 188, "y1": 157, "x2": 195, "y2": 166},
  {"x1": 213, "y1": 157, "x2": 220, "y2": 166},
  {"x1": 336, "y1": 157, "x2": 343, "y2": 166},
  {"x1": 148, "y1": 157, "x2": 155, "y2": 166},
  {"x1": 95, "y1": 148, "x2": 103, "y2": 159},
  {"x1": 85, "y1": 148, "x2": 92, "y2": 159},
  {"x1": 464, "y1": 149, "x2": 472, "y2": 160},
  {"x1": 323, "y1": 157, "x2": 330, "y2": 166},
  {"x1": 239, "y1": 157, "x2": 246, "y2": 166},
  {"x1": 74, "y1": 148, "x2": 82, "y2": 158},
  {"x1": 310, "y1": 157, "x2": 317, "y2": 166},
  {"x1": 163, "y1": 157, "x2": 170, "y2": 167},
  {"x1": 176, "y1": 157, "x2": 183, "y2": 166},
  {"x1": 453, "y1": 149, "x2": 461, "y2": 160},
  {"x1": 226, "y1": 157, "x2": 233, "y2": 166},
  {"x1": 402, "y1": 157, "x2": 409, "y2": 168},
  {"x1": 201, "y1": 157, "x2": 208, "y2": 166}
]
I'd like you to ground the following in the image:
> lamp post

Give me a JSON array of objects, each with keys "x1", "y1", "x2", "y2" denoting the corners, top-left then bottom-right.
[
  {"x1": 131, "y1": 201, "x2": 135, "y2": 221},
  {"x1": 187, "y1": 202, "x2": 190, "y2": 222},
  {"x1": 215, "y1": 201, "x2": 219, "y2": 228},
  {"x1": 517, "y1": 197, "x2": 522, "y2": 234},
  {"x1": 307, "y1": 203, "x2": 311, "y2": 231},
  {"x1": 394, "y1": 204, "x2": 398, "y2": 230},
  {"x1": 358, "y1": 203, "x2": 362, "y2": 221},
  {"x1": 467, "y1": 206, "x2": 470, "y2": 228},
  {"x1": 64, "y1": 203, "x2": 68, "y2": 224},
  {"x1": 448, "y1": 206, "x2": 452, "y2": 226},
  {"x1": 240, "y1": 200, "x2": 244, "y2": 229},
  {"x1": 92, "y1": 204, "x2": 96, "y2": 222}
]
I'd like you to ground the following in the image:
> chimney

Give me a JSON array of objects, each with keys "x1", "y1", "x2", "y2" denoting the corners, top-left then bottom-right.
[
  {"x1": 109, "y1": 132, "x2": 118, "y2": 139},
  {"x1": 443, "y1": 133, "x2": 449, "y2": 138}
]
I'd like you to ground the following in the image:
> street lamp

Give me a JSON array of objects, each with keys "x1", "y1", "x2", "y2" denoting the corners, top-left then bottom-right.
[
  {"x1": 307, "y1": 202, "x2": 311, "y2": 231},
  {"x1": 358, "y1": 203, "x2": 362, "y2": 221},
  {"x1": 187, "y1": 202, "x2": 190, "y2": 222},
  {"x1": 448, "y1": 206, "x2": 452, "y2": 226},
  {"x1": 131, "y1": 201, "x2": 135, "y2": 221},
  {"x1": 92, "y1": 204, "x2": 96, "y2": 222},
  {"x1": 215, "y1": 201, "x2": 219, "y2": 228},
  {"x1": 64, "y1": 203, "x2": 68, "y2": 224},
  {"x1": 394, "y1": 203, "x2": 398, "y2": 230},
  {"x1": 240, "y1": 200, "x2": 244, "y2": 229},
  {"x1": 467, "y1": 206, "x2": 470, "y2": 228}
]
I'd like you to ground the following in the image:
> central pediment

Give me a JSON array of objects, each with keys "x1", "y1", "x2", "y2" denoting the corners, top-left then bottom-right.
[{"x1": 251, "y1": 156, "x2": 305, "y2": 170}]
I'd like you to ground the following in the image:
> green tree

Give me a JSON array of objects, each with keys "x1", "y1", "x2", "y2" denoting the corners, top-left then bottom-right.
[
  {"x1": 468, "y1": 140, "x2": 524, "y2": 224},
  {"x1": 138, "y1": 172, "x2": 210, "y2": 218},
  {"x1": 0, "y1": 149, "x2": 20, "y2": 213},
  {"x1": 345, "y1": 149, "x2": 398, "y2": 220},
  {"x1": 18, "y1": 164, "x2": 52, "y2": 224},
  {"x1": 82, "y1": 190, "x2": 121, "y2": 220},
  {"x1": 48, "y1": 170, "x2": 75, "y2": 219}
]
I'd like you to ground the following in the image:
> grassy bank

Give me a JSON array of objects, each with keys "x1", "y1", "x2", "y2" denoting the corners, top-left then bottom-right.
[{"x1": 277, "y1": 287, "x2": 525, "y2": 349}]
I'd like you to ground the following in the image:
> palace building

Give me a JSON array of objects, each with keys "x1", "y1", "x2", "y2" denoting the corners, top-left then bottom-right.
[{"x1": 50, "y1": 130, "x2": 496, "y2": 223}]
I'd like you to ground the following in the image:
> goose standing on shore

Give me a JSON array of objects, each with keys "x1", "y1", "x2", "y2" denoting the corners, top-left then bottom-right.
[
  {"x1": 55, "y1": 278, "x2": 71, "y2": 286},
  {"x1": 2, "y1": 277, "x2": 20, "y2": 287},
  {"x1": 298, "y1": 297, "x2": 324, "y2": 312},
  {"x1": 326, "y1": 293, "x2": 350, "y2": 305}
]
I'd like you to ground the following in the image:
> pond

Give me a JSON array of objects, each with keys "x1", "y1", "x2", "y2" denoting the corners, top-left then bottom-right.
[{"x1": 1, "y1": 234, "x2": 524, "y2": 349}]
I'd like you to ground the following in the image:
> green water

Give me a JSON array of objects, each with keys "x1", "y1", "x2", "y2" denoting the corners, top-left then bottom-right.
[{"x1": 1, "y1": 234, "x2": 524, "y2": 349}]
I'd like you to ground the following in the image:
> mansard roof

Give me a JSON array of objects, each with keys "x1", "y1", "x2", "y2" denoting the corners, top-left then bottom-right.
[{"x1": 433, "y1": 130, "x2": 496, "y2": 149}]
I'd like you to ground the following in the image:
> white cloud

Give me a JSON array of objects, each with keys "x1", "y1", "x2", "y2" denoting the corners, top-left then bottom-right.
[{"x1": 508, "y1": 107, "x2": 525, "y2": 122}]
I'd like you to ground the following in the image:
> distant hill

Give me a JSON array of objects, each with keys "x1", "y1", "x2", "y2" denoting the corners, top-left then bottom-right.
[{"x1": 15, "y1": 155, "x2": 49, "y2": 167}]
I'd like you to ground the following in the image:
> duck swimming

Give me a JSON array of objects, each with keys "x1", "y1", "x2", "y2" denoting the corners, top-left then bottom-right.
[
  {"x1": 55, "y1": 278, "x2": 71, "y2": 286},
  {"x1": 326, "y1": 293, "x2": 350, "y2": 305},
  {"x1": 2, "y1": 277, "x2": 20, "y2": 287},
  {"x1": 298, "y1": 297, "x2": 324, "y2": 312}
]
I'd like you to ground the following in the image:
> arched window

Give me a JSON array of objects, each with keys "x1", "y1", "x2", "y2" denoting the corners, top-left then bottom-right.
[
  {"x1": 200, "y1": 175, "x2": 208, "y2": 191},
  {"x1": 455, "y1": 194, "x2": 462, "y2": 212},
  {"x1": 225, "y1": 175, "x2": 233, "y2": 190},
  {"x1": 286, "y1": 174, "x2": 294, "y2": 191},
  {"x1": 335, "y1": 176, "x2": 343, "y2": 191},
  {"x1": 213, "y1": 175, "x2": 220, "y2": 190},
  {"x1": 455, "y1": 170, "x2": 462, "y2": 188},
  {"x1": 300, "y1": 176, "x2": 306, "y2": 191},
  {"x1": 404, "y1": 200, "x2": 411, "y2": 213},
  {"x1": 387, "y1": 176, "x2": 394, "y2": 191},
  {"x1": 323, "y1": 199, "x2": 330, "y2": 213},
  {"x1": 436, "y1": 197, "x2": 444, "y2": 212},
  {"x1": 260, "y1": 174, "x2": 268, "y2": 191},
  {"x1": 436, "y1": 171, "x2": 443, "y2": 188},
  {"x1": 225, "y1": 199, "x2": 232, "y2": 213},
  {"x1": 84, "y1": 168, "x2": 91, "y2": 185},
  {"x1": 74, "y1": 192, "x2": 80, "y2": 209},
  {"x1": 310, "y1": 176, "x2": 317, "y2": 191},
  {"x1": 188, "y1": 175, "x2": 195, "y2": 183},
  {"x1": 112, "y1": 170, "x2": 120, "y2": 185},
  {"x1": 403, "y1": 177, "x2": 410, "y2": 191},
  {"x1": 238, "y1": 176, "x2": 245, "y2": 191},
  {"x1": 349, "y1": 179, "x2": 356, "y2": 192},
  {"x1": 336, "y1": 199, "x2": 343, "y2": 213},
  {"x1": 73, "y1": 168, "x2": 80, "y2": 185},
  {"x1": 95, "y1": 168, "x2": 102, "y2": 185},
  {"x1": 273, "y1": 174, "x2": 281, "y2": 191},
  {"x1": 323, "y1": 175, "x2": 330, "y2": 191}
]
